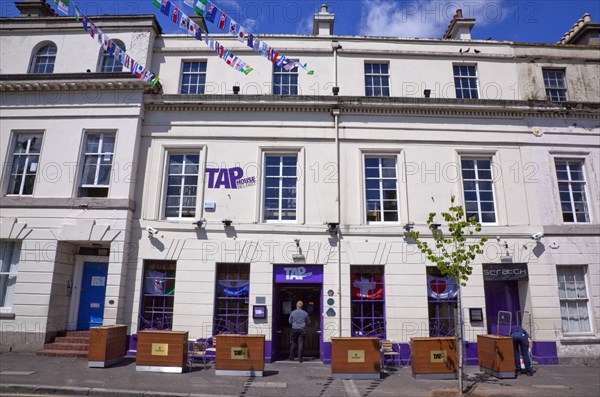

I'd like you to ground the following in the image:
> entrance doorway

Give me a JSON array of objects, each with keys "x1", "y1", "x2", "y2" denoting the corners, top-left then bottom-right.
[
  {"x1": 273, "y1": 284, "x2": 321, "y2": 360},
  {"x1": 76, "y1": 262, "x2": 108, "y2": 330},
  {"x1": 484, "y1": 280, "x2": 521, "y2": 335}
]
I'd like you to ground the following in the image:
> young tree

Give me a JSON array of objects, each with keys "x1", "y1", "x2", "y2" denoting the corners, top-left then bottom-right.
[{"x1": 408, "y1": 195, "x2": 487, "y2": 395}]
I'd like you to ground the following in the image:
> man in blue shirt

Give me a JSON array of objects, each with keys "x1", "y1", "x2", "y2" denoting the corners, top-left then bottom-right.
[
  {"x1": 511, "y1": 325, "x2": 534, "y2": 377},
  {"x1": 289, "y1": 300, "x2": 310, "y2": 363}
]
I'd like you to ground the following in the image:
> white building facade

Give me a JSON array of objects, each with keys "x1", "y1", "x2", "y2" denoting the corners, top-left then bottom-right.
[{"x1": 1, "y1": 2, "x2": 599, "y2": 365}]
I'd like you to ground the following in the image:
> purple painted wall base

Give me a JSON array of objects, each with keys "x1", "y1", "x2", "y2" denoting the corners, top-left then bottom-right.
[
  {"x1": 532, "y1": 341, "x2": 559, "y2": 364},
  {"x1": 265, "y1": 340, "x2": 273, "y2": 363},
  {"x1": 323, "y1": 342, "x2": 331, "y2": 364},
  {"x1": 126, "y1": 334, "x2": 137, "y2": 357}
]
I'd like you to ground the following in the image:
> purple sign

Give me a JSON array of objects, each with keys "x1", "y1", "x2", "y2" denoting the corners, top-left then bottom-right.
[
  {"x1": 206, "y1": 167, "x2": 256, "y2": 189},
  {"x1": 274, "y1": 265, "x2": 323, "y2": 284}
]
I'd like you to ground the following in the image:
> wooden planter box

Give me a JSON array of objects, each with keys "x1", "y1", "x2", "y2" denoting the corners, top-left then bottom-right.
[
  {"x1": 136, "y1": 331, "x2": 189, "y2": 373},
  {"x1": 477, "y1": 334, "x2": 515, "y2": 378},
  {"x1": 215, "y1": 334, "x2": 265, "y2": 377},
  {"x1": 410, "y1": 337, "x2": 457, "y2": 379},
  {"x1": 331, "y1": 337, "x2": 381, "y2": 380},
  {"x1": 88, "y1": 325, "x2": 128, "y2": 368}
]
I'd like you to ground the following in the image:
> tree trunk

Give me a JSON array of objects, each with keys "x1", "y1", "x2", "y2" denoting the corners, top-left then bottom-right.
[{"x1": 457, "y1": 281, "x2": 464, "y2": 395}]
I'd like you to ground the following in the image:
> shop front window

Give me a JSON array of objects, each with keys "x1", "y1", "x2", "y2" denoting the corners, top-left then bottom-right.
[
  {"x1": 427, "y1": 267, "x2": 458, "y2": 337},
  {"x1": 138, "y1": 261, "x2": 176, "y2": 331},
  {"x1": 350, "y1": 266, "x2": 385, "y2": 338},
  {"x1": 214, "y1": 263, "x2": 250, "y2": 335}
]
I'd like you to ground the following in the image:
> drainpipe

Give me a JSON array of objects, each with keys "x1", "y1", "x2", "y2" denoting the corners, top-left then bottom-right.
[
  {"x1": 332, "y1": 107, "x2": 341, "y2": 336},
  {"x1": 331, "y1": 41, "x2": 341, "y2": 95}
]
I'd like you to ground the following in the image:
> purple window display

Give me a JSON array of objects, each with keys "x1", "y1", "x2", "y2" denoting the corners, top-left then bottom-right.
[
  {"x1": 350, "y1": 266, "x2": 385, "y2": 339},
  {"x1": 213, "y1": 263, "x2": 250, "y2": 335},
  {"x1": 427, "y1": 267, "x2": 458, "y2": 337},
  {"x1": 138, "y1": 261, "x2": 176, "y2": 331}
]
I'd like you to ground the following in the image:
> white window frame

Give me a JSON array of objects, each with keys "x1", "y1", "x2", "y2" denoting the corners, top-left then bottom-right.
[
  {"x1": 180, "y1": 60, "x2": 207, "y2": 95},
  {"x1": 460, "y1": 157, "x2": 498, "y2": 224},
  {"x1": 554, "y1": 158, "x2": 591, "y2": 223},
  {"x1": 0, "y1": 241, "x2": 21, "y2": 312},
  {"x1": 453, "y1": 64, "x2": 480, "y2": 99},
  {"x1": 273, "y1": 62, "x2": 299, "y2": 95},
  {"x1": 543, "y1": 69, "x2": 568, "y2": 102},
  {"x1": 79, "y1": 132, "x2": 116, "y2": 197},
  {"x1": 29, "y1": 43, "x2": 57, "y2": 74},
  {"x1": 262, "y1": 153, "x2": 299, "y2": 223},
  {"x1": 363, "y1": 155, "x2": 400, "y2": 223},
  {"x1": 164, "y1": 152, "x2": 201, "y2": 219},
  {"x1": 556, "y1": 265, "x2": 593, "y2": 335},
  {"x1": 364, "y1": 62, "x2": 390, "y2": 97},
  {"x1": 6, "y1": 132, "x2": 44, "y2": 196},
  {"x1": 98, "y1": 40, "x2": 125, "y2": 73}
]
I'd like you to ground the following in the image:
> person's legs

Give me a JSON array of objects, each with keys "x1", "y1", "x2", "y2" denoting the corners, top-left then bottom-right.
[
  {"x1": 289, "y1": 330, "x2": 299, "y2": 360},
  {"x1": 519, "y1": 335, "x2": 533, "y2": 374},
  {"x1": 512, "y1": 336, "x2": 521, "y2": 374},
  {"x1": 297, "y1": 329, "x2": 306, "y2": 363}
]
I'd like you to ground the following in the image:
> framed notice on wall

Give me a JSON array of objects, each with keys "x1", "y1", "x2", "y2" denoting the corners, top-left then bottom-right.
[{"x1": 253, "y1": 305, "x2": 267, "y2": 319}]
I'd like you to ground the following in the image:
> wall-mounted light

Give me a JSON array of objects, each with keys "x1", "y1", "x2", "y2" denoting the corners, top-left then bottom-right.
[
  {"x1": 430, "y1": 223, "x2": 442, "y2": 230},
  {"x1": 332, "y1": 86, "x2": 340, "y2": 95},
  {"x1": 424, "y1": 89, "x2": 431, "y2": 98},
  {"x1": 193, "y1": 218, "x2": 206, "y2": 229},
  {"x1": 232, "y1": 85, "x2": 240, "y2": 95},
  {"x1": 327, "y1": 222, "x2": 339, "y2": 235},
  {"x1": 403, "y1": 222, "x2": 415, "y2": 231},
  {"x1": 222, "y1": 219, "x2": 233, "y2": 227}
]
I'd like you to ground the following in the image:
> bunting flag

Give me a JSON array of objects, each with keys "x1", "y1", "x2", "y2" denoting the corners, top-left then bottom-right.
[
  {"x1": 45, "y1": 0, "x2": 159, "y2": 86},
  {"x1": 152, "y1": 0, "x2": 253, "y2": 75},
  {"x1": 188, "y1": 0, "x2": 315, "y2": 75}
]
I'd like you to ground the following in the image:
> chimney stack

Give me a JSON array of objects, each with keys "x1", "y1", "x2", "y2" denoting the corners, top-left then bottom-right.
[
  {"x1": 443, "y1": 9, "x2": 475, "y2": 40},
  {"x1": 313, "y1": 4, "x2": 335, "y2": 36},
  {"x1": 558, "y1": 13, "x2": 600, "y2": 45},
  {"x1": 15, "y1": 0, "x2": 57, "y2": 17}
]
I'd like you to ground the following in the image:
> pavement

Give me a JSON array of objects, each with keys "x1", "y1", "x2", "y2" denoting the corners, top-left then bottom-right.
[{"x1": 1, "y1": 353, "x2": 599, "y2": 397}]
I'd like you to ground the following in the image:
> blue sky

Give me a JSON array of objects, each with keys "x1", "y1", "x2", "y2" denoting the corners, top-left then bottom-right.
[{"x1": 2, "y1": 0, "x2": 599, "y2": 43}]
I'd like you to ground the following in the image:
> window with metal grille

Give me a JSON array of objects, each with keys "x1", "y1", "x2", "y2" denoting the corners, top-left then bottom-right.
[
  {"x1": 461, "y1": 158, "x2": 496, "y2": 223},
  {"x1": 365, "y1": 156, "x2": 399, "y2": 222},
  {"x1": 364, "y1": 63, "x2": 390, "y2": 97},
  {"x1": 273, "y1": 63, "x2": 298, "y2": 95},
  {"x1": 543, "y1": 69, "x2": 568, "y2": 102},
  {"x1": 351, "y1": 266, "x2": 385, "y2": 338},
  {"x1": 138, "y1": 261, "x2": 176, "y2": 331},
  {"x1": 555, "y1": 159, "x2": 590, "y2": 223},
  {"x1": 556, "y1": 266, "x2": 591, "y2": 334},
  {"x1": 6, "y1": 133, "x2": 43, "y2": 196},
  {"x1": 165, "y1": 153, "x2": 199, "y2": 218},
  {"x1": 79, "y1": 133, "x2": 115, "y2": 197},
  {"x1": 0, "y1": 242, "x2": 20, "y2": 311},
  {"x1": 427, "y1": 267, "x2": 458, "y2": 337},
  {"x1": 180, "y1": 61, "x2": 207, "y2": 94},
  {"x1": 30, "y1": 44, "x2": 57, "y2": 74},
  {"x1": 214, "y1": 263, "x2": 250, "y2": 335},
  {"x1": 453, "y1": 65, "x2": 479, "y2": 99},
  {"x1": 99, "y1": 41, "x2": 125, "y2": 73},
  {"x1": 264, "y1": 155, "x2": 297, "y2": 222}
]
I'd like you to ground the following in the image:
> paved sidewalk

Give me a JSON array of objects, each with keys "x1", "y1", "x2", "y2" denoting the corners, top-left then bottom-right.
[{"x1": 1, "y1": 353, "x2": 599, "y2": 397}]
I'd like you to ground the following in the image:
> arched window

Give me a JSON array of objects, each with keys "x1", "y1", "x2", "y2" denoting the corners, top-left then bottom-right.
[
  {"x1": 99, "y1": 40, "x2": 126, "y2": 73},
  {"x1": 30, "y1": 43, "x2": 57, "y2": 74}
]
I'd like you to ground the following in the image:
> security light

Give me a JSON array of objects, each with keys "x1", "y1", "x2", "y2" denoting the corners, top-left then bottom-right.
[{"x1": 222, "y1": 219, "x2": 233, "y2": 227}]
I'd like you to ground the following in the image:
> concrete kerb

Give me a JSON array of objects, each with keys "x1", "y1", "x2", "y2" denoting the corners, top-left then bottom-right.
[{"x1": 0, "y1": 384, "x2": 240, "y2": 397}]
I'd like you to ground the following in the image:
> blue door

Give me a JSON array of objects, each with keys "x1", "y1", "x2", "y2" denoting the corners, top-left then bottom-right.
[{"x1": 77, "y1": 262, "x2": 108, "y2": 330}]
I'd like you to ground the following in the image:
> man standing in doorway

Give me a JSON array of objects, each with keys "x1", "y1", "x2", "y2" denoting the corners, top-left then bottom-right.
[{"x1": 289, "y1": 300, "x2": 310, "y2": 363}]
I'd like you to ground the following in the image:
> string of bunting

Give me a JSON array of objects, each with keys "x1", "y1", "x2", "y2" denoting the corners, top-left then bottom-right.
[
  {"x1": 151, "y1": 0, "x2": 253, "y2": 75},
  {"x1": 158, "y1": 0, "x2": 315, "y2": 75},
  {"x1": 49, "y1": 0, "x2": 160, "y2": 86}
]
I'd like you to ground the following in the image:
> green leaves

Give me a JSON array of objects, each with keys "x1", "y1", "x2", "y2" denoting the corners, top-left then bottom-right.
[{"x1": 407, "y1": 195, "x2": 488, "y2": 287}]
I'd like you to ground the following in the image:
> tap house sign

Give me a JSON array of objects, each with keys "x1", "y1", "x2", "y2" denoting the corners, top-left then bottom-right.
[
  {"x1": 483, "y1": 263, "x2": 529, "y2": 281},
  {"x1": 206, "y1": 167, "x2": 256, "y2": 189}
]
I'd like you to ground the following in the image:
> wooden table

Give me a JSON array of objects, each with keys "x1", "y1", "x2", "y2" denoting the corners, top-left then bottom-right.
[
  {"x1": 477, "y1": 334, "x2": 515, "y2": 378},
  {"x1": 88, "y1": 325, "x2": 128, "y2": 368},
  {"x1": 215, "y1": 334, "x2": 265, "y2": 377},
  {"x1": 410, "y1": 337, "x2": 457, "y2": 379},
  {"x1": 331, "y1": 337, "x2": 381, "y2": 379},
  {"x1": 135, "y1": 330, "x2": 188, "y2": 373}
]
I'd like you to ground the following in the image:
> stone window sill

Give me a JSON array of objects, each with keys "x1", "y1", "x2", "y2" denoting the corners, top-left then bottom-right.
[{"x1": 560, "y1": 336, "x2": 600, "y2": 344}]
